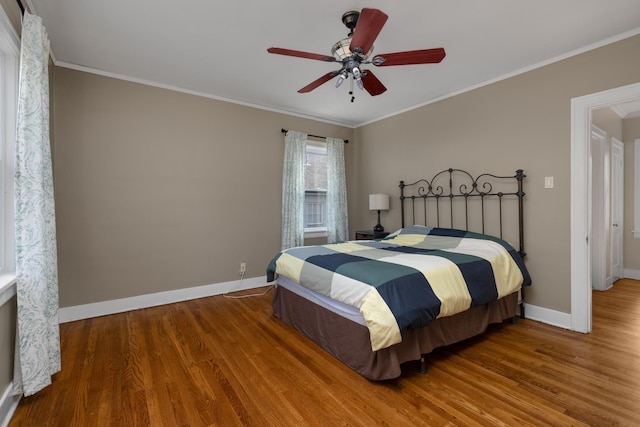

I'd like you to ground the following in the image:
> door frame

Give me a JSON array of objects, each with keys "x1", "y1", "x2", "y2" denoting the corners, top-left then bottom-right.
[
  {"x1": 610, "y1": 137, "x2": 624, "y2": 283},
  {"x1": 571, "y1": 81, "x2": 640, "y2": 333}
]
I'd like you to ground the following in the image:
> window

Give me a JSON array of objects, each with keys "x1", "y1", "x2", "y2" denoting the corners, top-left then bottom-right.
[
  {"x1": 281, "y1": 130, "x2": 348, "y2": 248},
  {"x1": 304, "y1": 140, "x2": 327, "y2": 237},
  {"x1": 0, "y1": 6, "x2": 19, "y2": 284}
]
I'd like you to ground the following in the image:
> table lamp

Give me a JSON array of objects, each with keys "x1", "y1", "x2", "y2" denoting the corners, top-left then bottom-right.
[{"x1": 369, "y1": 194, "x2": 389, "y2": 232}]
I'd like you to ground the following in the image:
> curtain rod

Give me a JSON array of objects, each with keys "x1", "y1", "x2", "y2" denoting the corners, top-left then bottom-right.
[
  {"x1": 281, "y1": 128, "x2": 349, "y2": 144},
  {"x1": 16, "y1": 0, "x2": 25, "y2": 15},
  {"x1": 16, "y1": 0, "x2": 24, "y2": 16}
]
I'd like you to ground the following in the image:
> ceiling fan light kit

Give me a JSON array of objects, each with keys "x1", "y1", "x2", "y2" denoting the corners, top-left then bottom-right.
[
  {"x1": 331, "y1": 37, "x2": 373, "y2": 61},
  {"x1": 267, "y1": 8, "x2": 446, "y2": 102}
]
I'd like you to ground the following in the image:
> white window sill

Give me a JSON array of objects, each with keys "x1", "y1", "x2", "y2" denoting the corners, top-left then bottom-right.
[
  {"x1": 0, "y1": 274, "x2": 17, "y2": 306},
  {"x1": 305, "y1": 228, "x2": 327, "y2": 239}
]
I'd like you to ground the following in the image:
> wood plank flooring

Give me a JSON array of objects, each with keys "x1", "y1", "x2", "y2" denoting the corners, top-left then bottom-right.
[{"x1": 10, "y1": 279, "x2": 640, "y2": 426}]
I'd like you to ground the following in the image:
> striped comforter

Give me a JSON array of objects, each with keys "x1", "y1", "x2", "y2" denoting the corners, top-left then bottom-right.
[{"x1": 267, "y1": 226, "x2": 531, "y2": 351}]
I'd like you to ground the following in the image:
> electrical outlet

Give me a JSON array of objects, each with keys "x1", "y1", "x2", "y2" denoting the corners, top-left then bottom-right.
[{"x1": 239, "y1": 262, "x2": 246, "y2": 275}]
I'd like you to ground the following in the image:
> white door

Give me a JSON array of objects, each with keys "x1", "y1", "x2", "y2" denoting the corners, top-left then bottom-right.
[
  {"x1": 610, "y1": 137, "x2": 624, "y2": 282},
  {"x1": 590, "y1": 126, "x2": 608, "y2": 291}
]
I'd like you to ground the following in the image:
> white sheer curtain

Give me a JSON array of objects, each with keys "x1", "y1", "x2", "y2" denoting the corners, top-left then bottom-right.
[
  {"x1": 326, "y1": 137, "x2": 349, "y2": 243},
  {"x1": 281, "y1": 130, "x2": 307, "y2": 250},
  {"x1": 13, "y1": 12, "x2": 60, "y2": 397}
]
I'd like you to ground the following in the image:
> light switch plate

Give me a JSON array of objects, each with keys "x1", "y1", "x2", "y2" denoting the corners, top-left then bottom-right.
[{"x1": 544, "y1": 176, "x2": 554, "y2": 189}]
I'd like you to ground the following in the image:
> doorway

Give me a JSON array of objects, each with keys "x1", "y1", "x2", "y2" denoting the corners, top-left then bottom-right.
[
  {"x1": 590, "y1": 126, "x2": 624, "y2": 291},
  {"x1": 571, "y1": 81, "x2": 640, "y2": 333}
]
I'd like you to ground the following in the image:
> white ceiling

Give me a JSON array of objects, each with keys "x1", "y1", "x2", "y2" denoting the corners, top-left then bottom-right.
[{"x1": 28, "y1": 0, "x2": 640, "y2": 127}]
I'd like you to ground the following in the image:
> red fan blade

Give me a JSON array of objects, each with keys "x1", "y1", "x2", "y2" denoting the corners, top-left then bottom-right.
[
  {"x1": 267, "y1": 47, "x2": 336, "y2": 62},
  {"x1": 361, "y1": 70, "x2": 387, "y2": 96},
  {"x1": 373, "y1": 48, "x2": 446, "y2": 66},
  {"x1": 298, "y1": 72, "x2": 338, "y2": 93},
  {"x1": 349, "y1": 8, "x2": 388, "y2": 55}
]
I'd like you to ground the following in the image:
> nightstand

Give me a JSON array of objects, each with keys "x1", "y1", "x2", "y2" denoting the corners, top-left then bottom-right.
[{"x1": 355, "y1": 230, "x2": 390, "y2": 240}]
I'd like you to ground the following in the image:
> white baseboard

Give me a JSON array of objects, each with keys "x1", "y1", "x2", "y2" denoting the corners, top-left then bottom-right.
[
  {"x1": 523, "y1": 303, "x2": 572, "y2": 330},
  {"x1": 59, "y1": 278, "x2": 576, "y2": 331},
  {"x1": 605, "y1": 275, "x2": 615, "y2": 290},
  {"x1": 623, "y1": 269, "x2": 640, "y2": 280},
  {"x1": 58, "y1": 276, "x2": 269, "y2": 323},
  {"x1": 0, "y1": 383, "x2": 20, "y2": 427}
]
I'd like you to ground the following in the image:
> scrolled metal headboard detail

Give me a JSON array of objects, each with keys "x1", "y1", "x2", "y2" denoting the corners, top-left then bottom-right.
[{"x1": 399, "y1": 168, "x2": 526, "y2": 258}]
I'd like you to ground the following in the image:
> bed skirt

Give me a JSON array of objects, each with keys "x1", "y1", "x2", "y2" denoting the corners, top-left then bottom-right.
[{"x1": 272, "y1": 285, "x2": 519, "y2": 380}]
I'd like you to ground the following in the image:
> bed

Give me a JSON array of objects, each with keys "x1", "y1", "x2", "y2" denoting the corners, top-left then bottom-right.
[{"x1": 267, "y1": 168, "x2": 531, "y2": 380}]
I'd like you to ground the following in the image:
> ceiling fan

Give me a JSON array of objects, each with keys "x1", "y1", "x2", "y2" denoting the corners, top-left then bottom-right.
[{"x1": 267, "y1": 8, "x2": 446, "y2": 101}]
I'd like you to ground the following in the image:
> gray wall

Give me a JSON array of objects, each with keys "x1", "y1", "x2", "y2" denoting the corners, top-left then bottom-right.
[
  {"x1": 351, "y1": 34, "x2": 640, "y2": 314},
  {"x1": 0, "y1": 0, "x2": 21, "y2": 35},
  {"x1": 53, "y1": 68, "x2": 353, "y2": 307}
]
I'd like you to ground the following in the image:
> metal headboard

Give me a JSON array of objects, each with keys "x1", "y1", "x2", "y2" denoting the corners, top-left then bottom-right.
[{"x1": 399, "y1": 168, "x2": 526, "y2": 258}]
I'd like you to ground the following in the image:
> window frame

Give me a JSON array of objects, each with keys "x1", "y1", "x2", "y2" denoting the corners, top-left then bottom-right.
[{"x1": 0, "y1": 5, "x2": 19, "y2": 292}]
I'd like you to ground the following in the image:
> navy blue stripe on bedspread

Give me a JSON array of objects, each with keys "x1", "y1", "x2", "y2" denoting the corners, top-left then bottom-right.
[
  {"x1": 384, "y1": 246, "x2": 499, "y2": 306},
  {"x1": 304, "y1": 249, "x2": 498, "y2": 331},
  {"x1": 376, "y1": 272, "x2": 440, "y2": 330},
  {"x1": 430, "y1": 227, "x2": 531, "y2": 287}
]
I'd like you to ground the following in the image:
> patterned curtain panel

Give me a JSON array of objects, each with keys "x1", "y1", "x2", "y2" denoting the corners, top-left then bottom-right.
[
  {"x1": 281, "y1": 130, "x2": 307, "y2": 250},
  {"x1": 326, "y1": 138, "x2": 349, "y2": 243},
  {"x1": 13, "y1": 12, "x2": 60, "y2": 397}
]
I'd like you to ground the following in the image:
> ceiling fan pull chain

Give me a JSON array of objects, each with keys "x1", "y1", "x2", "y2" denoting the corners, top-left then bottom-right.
[{"x1": 349, "y1": 78, "x2": 355, "y2": 102}]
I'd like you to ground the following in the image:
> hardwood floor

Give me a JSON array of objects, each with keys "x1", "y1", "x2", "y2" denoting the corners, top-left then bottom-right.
[{"x1": 10, "y1": 279, "x2": 640, "y2": 426}]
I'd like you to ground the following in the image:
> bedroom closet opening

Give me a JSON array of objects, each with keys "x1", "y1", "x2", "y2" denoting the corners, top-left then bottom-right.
[{"x1": 589, "y1": 123, "x2": 623, "y2": 292}]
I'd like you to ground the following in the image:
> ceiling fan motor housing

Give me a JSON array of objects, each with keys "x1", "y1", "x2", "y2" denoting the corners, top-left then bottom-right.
[{"x1": 342, "y1": 11, "x2": 360, "y2": 35}]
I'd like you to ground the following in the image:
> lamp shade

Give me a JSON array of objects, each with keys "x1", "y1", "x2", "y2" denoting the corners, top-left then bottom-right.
[{"x1": 369, "y1": 194, "x2": 389, "y2": 211}]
